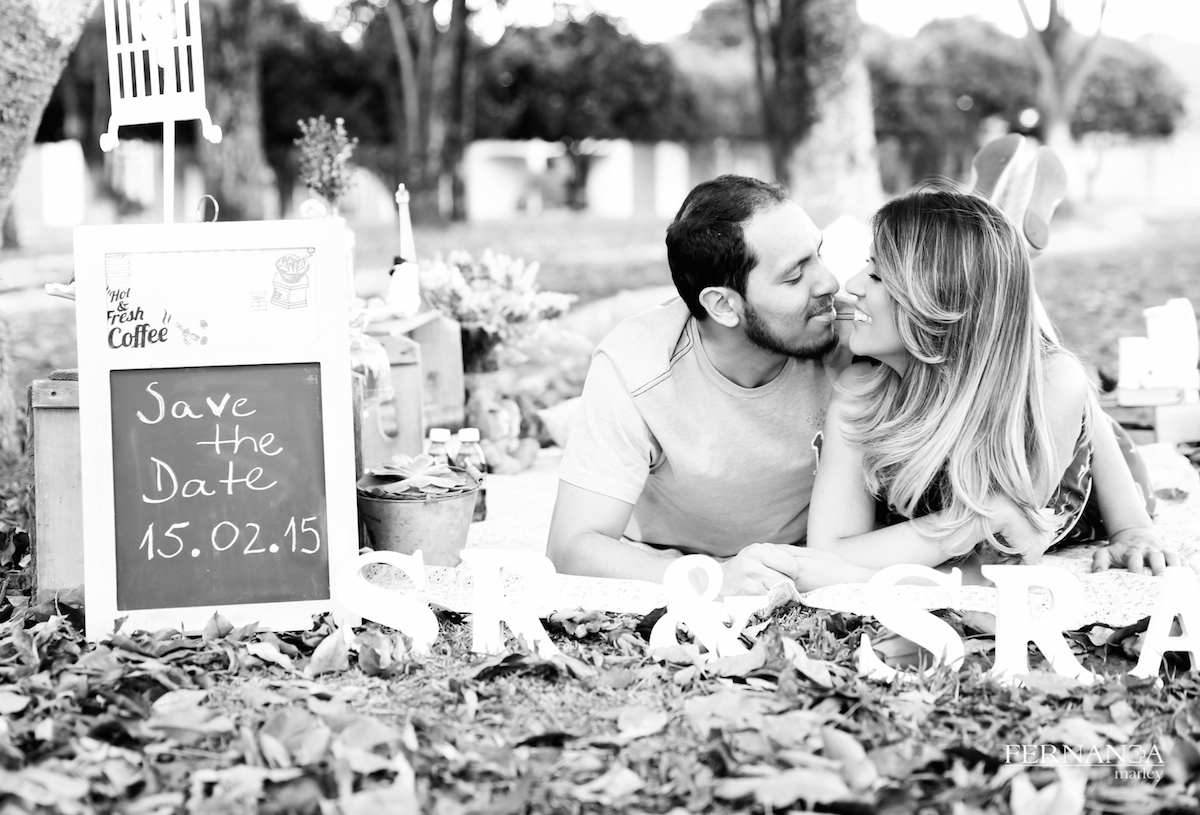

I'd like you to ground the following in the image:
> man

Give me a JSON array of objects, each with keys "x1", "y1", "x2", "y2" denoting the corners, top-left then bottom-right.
[{"x1": 546, "y1": 175, "x2": 852, "y2": 595}]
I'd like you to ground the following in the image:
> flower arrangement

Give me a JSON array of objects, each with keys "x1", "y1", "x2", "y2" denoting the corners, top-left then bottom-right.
[
  {"x1": 356, "y1": 454, "x2": 477, "y2": 501},
  {"x1": 295, "y1": 115, "x2": 358, "y2": 208},
  {"x1": 420, "y1": 249, "x2": 576, "y2": 372}
]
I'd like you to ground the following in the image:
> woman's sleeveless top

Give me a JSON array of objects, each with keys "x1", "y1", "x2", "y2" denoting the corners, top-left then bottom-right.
[{"x1": 875, "y1": 414, "x2": 1096, "y2": 547}]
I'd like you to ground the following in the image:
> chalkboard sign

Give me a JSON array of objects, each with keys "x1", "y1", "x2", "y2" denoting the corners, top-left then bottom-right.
[
  {"x1": 75, "y1": 220, "x2": 357, "y2": 640},
  {"x1": 110, "y1": 364, "x2": 328, "y2": 609}
]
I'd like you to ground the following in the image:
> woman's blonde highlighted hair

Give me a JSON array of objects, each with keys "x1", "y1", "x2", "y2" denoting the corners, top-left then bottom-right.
[{"x1": 844, "y1": 186, "x2": 1060, "y2": 555}]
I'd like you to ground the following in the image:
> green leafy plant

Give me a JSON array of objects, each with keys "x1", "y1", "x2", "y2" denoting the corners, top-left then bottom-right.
[
  {"x1": 357, "y1": 454, "x2": 477, "y2": 500},
  {"x1": 295, "y1": 115, "x2": 359, "y2": 207},
  {"x1": 420, "y1": 249, "x2": 576, "y2": 371}
]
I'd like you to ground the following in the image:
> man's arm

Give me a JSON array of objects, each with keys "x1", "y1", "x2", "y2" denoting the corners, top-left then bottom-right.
[
  {"x1": 547, "y1": 481, "x2": 804, "y2": 596},
  {"x1": 546, "y1": 481, "x2": 677, "y2": 582}
]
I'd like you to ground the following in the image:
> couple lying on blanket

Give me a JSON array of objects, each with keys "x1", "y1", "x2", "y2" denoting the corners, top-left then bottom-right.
[{"x1": 547, "y1": 142, "x2": 1184, "y2": 597}]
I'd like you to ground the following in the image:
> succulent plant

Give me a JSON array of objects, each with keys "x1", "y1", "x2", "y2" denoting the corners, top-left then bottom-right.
[{"x1": 356, "y1": 454, "x2": 477, "y2": 500}]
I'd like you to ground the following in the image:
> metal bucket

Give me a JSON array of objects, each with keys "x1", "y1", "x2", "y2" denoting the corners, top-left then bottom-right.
[{"x1": 357, "y1": 479, "x2": 479, "y2": 567}]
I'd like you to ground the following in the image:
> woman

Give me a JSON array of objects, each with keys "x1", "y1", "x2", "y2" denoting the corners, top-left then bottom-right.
[{"x1": 800, "y1": 187, "x2": 1169, "y2": 588}]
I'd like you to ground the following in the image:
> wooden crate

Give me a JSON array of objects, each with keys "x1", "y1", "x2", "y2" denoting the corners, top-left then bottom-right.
[
  {"x1": 28, "y1": 380, "x2": 84, "y2": 604},
  {"x1": 367, "y1": 312, "x2": 465, "y2": 433}
]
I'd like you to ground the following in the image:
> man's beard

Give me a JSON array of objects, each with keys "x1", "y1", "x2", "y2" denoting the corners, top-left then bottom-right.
[{"x1": 743, "y1": 300, "x2": 838, "y2": 360}]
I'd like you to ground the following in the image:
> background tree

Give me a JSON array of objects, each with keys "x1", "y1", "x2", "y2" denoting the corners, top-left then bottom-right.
[
  {"x1": 0, "y1": 0, "x2": 96, "y2": 461},
  {"x1": 865, "y1": 18, "x2": 1035, "y2": 189},
  {"x1": 258, "y1": 0, "x2": 391, "y2": 214},
  {"x1": 865, "y1": 16, "x2": 1185, "y2": 194},
  {"x1": 0, "y1": 0, "x2": 97, "y2": 230},
  {"x1": 1072, "y1": 36, "x2": 1186, "y2": 199},
  {"x1": 1016, "y1": 0, "x2": 1108, "y2": 153},
  {"x1": 742, "y1": 0, "x2": 856, "y2": 187},
  {"x1": 198, "y1": 0, "x2": 276, "y2": 220},
  {"x1": 338, "y1": 0, "x2": 480, "y2": 218},
  {"x1": 475, "y1": 15, "x2": 701, "y2": 208},
  {"x1": 1072, "y1": 37, "x2": 1185, "y2": 139},
  {"x1": 668, "y1": 0, "x2": 763, "y2": 140}
]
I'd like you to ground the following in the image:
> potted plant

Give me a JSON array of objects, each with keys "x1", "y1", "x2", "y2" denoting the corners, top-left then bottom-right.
[
  {"x1": 295, "y1": 115, "x2": 358, "y2": 217},
  {"x1": 356, "y1": 454, "x2": 480, "y2": 567}
]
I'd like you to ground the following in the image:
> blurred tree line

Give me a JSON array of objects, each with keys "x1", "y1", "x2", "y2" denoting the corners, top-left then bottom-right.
[{"x1": 19, "y1": 0, "x2": 1191, "y2": 226}]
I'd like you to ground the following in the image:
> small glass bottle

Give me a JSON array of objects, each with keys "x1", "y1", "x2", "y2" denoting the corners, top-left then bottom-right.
[
  {"x1": 388, "y1": 184, "x2": 422, "y2": 319},
  {"x1": 455, "y1": 427, "x2": 488, "y2": 522},
  {"x1": 426, "y1": 427, "x2": 451, "y2": 466}
]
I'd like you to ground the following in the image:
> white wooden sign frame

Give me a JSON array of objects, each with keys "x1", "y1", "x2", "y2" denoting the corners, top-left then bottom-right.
[{"x1": 75, "y1": 220, "x2": 357, "y2": 640}]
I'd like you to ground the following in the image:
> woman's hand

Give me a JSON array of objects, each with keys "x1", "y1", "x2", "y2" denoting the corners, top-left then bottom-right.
[
  {"x1": 783, "y1": 547, "x2": 877, "y2": 592},
  {"x1": 1092, "y1": 527, "x2": 1185, "y2": 575}
]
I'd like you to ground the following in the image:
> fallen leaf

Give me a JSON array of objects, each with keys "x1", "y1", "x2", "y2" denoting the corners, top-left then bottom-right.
[
  {"x1": 354, "y1": 629, "x2": 406, "y2": 677},
  {"x1": 960, "y1": 611, "x2": 997, "y2": 635},
  {"x1": 822, "y1": 727, "x2": 878, "y2": 791},
  {"x1": 615, "y1": 706, "x2": 669, "y2": 743},
  {"x1": 1014, "y1": 672, "x2": 1083, "y2": 699},
  {"x1": 707, "y1": 640, "x2": 767, "y2": 678},
  {"x1": 1155, "y1": 487, "x2": 1188, "y2": 501},
  {"x1": 151, "y1": 689, "x2": 209, "y2": 716},
  {"x1": 0, "y1": 766, "x2": 91, "y2": 809},
  {"x1": 260, "y1": 707, "x2": 333, "y2": 767},
  {"x1": 1037, "y1": 716, "x2": 1129, "y2": 751},
  {"x1": 715, "y1": 767, "x2": 851, "y2": 808},
  {"x1": 571, "y1": 764, "x2": 644, "y2": 805},
  {"x1": 1009, "y1": 766, "x2": 1086, "y2": 815},
  {"x1": 760, "y1": 709, "x2": 827, "y2": 751},
  {"x1": 246, "y1": 641, "x2": 297, "y2": 673},
  {"x1": 305, "y1": 627, "x2": 350, "y2": 677},
  {"x1": 0, "y1": 690, "x2": 30, "y2": 715},
  {"x1": 683, "y1": 690, "x2": 770, "y2": 735},
  {"x1": 203, "y1": 612, "x2": 233, "y2": 641}
]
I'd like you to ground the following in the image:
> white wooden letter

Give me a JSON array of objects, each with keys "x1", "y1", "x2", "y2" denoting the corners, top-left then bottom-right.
[
  {"x1": 333, "y1": 550, "x2": 439, "y2": 654},
  {"x1": 460, "y1": 550, "x2": 560, "y2": 657},
  {"x1": 649, "y1": 555, "x2": 754, "y2": 658},
  {"x1": 983, "y1": 565, "x2": 1096, "y2": 685},
  {"x1": 858, "y1": 564, "x2": 965, "y2": 681},
  {"x1": 1131, "y1": 566, "x2": 1200, "y2": 679}
]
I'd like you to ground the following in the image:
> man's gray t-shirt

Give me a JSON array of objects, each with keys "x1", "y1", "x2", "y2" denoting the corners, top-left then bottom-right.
[{"x1": 558, "y1": 298, "x2": 847, "y2": 557}]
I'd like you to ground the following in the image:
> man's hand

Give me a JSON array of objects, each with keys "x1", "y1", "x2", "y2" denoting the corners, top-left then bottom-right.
[
  {"x1": 1092, "y1": 527, "x2": 1184, "y2": 575},
  {"x1": 718, "y1": 543, "x2": 802, "y2": 597},
  {"x1": 785, "y1": 547, "x2": 877, "y2": 592}
]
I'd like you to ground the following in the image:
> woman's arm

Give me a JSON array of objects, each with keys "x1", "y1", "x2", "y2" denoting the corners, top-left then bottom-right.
[{"x1": 1086, "y1": 412, "x2": 1185, "y2": 574}]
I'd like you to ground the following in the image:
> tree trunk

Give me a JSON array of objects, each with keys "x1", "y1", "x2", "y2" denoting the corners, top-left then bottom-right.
[
  {"x1": 1, "y1": 208, "x2": 18, "y2": 251},
  {"x1": 0, "y1": 0, "x2": 97, "y2": 226},
  {"x1": 0, "y1": 0, "x2": 96, "y2": 463},
  {"x1": 198, "y1": 0, "x2": 276, "y2": 220},
  {"x1": 1016, "y1": 0, "x2": 1108, "y2": 192},
  {"x1": 385, "y1": 0, "x2": 424, "y2": 188},
  {"x1": 745, "y1": 0, "x2": 791, "y2": 187},
  {"x1": 787, "y1": 35, "x2": 883, "y2": 225},
  {"x1": 443, "y1": 0, "x2": 470, "y2": 221}
]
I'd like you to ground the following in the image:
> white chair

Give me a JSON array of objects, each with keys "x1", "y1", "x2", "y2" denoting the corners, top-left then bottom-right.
[{"x1": 99, "y1": 0, "x2": 221, "y2": 223}]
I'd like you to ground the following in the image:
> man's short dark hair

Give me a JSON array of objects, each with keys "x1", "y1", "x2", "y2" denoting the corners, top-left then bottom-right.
[{"x1": 665, "y1": 174, "x2": 790, "y2": 320}]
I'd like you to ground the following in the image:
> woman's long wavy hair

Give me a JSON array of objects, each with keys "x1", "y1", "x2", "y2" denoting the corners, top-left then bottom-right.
[{"x1": 843, "y1": 187, "x2": 1059, "y2": 555}]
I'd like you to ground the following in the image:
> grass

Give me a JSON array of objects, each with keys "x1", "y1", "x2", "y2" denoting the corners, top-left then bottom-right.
[
  {"x1": 352, "y1": 215, "x2": 675, "y2": 306},
  {"x1": 1038, "y1": 209, "x2": 1200, "y2": 382}
]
